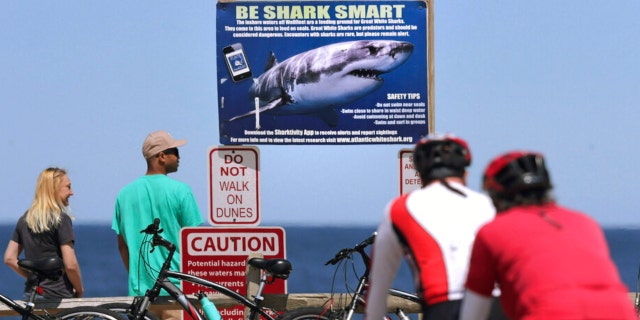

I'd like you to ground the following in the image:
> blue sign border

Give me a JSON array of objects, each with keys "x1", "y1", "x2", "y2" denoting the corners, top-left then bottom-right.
[{"x1": 217, "y1": 0, "x2": 430, "y2": 145}]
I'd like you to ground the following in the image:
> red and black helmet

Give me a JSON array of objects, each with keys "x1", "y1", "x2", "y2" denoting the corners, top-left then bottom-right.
[
  {"x1": 483, "y1": 151, "x2": 552, "y2": 196},
  {"x1": 413, "y1": 133, "x2": 471, "y2": 182}
]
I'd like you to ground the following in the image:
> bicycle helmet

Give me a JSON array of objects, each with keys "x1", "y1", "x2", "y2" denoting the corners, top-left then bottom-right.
[
  {"x1": 483, "y1": 151, "x2": 552, "y2": 196},
  {"x1": 413, "y1": 133, "x2": 471, "y2": 184}
]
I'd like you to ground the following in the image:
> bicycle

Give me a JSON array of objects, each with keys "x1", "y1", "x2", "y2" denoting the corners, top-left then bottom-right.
[
  {"x1": 1, "y1": 256, "x2": 127, "y2": 320},
  {"x1": 100, "y1": 218, "x2": 292, "y2": 320},
  {"x1": 277, "y1": 233, "x2": 420, "y2": 320}
]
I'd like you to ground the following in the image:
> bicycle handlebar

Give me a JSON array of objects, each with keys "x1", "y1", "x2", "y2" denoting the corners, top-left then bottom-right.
[
  {"x1": 140, "y1": 218, "x2": 176, "y2": 251},
  {"x1": 325, "y1": 232, "x2": 376, "y2": 265},
  {"x1": 141, "y1": 218, "x2": 162, "y2": 235}
]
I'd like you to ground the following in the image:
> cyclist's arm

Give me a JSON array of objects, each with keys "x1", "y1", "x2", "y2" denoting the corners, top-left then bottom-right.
[
  {"x1": 61, "y1": 242, "x2": 84, "y2": 298},
  {"x1": 459, "y1": 289, "x2": 492, "y2": 320},
  {"x1": 117, "y1": 235, "x2": 130, "y2": 272},
  {"x1": 3, "y1": 240, "x2": 28, "y2": 278},
  {"x1": 365, "y1": 212, "x2": 403, "y2": 320}
]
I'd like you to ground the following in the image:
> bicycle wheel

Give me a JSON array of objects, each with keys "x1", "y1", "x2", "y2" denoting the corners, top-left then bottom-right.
[
  {"x1": 96, "y1": 302, "x2": 160, "y2": 320},
  {"x1": 276, "y1": 307, "x2": 337, "y2": 320},
  {"x1": 55, "y1": 306, "x2": 128, "y2": 320}
]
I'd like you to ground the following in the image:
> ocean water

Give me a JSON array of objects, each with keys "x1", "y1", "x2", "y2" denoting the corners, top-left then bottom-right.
[{"x1": 0, "y1": 224, "x2": 639, "y2": 300}]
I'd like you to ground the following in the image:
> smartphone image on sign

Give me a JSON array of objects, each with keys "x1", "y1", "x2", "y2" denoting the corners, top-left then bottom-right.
[{"x1": 223, "y1": 43, "x2": 252, "y2": 82}]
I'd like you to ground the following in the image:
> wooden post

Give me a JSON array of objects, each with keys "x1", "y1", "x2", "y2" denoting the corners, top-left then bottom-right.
[
  {"x1": 3, "y1": 293, "x2": 635, "y2": 317},
  {"x1": 245, "y1": 252, "x2": 263, "y2": 316}
]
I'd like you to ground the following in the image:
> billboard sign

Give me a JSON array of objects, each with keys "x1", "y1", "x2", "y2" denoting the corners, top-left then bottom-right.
[{"x1": 216, "y1": 0, "x2": 431, "y2": 145}]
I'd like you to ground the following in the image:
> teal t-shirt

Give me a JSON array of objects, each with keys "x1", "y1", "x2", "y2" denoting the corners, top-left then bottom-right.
[{"x1": 112, "y1": 174, "x2": 203, "y2": 296}]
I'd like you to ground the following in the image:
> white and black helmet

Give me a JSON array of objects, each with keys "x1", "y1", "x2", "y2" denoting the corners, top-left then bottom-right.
[{"x1": 413, "y1": 133, "x2": 471, "y2": 184}]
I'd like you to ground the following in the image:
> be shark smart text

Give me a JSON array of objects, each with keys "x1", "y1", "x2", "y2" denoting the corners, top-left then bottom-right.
[{"x1": 236, "y1": 4, "x2": 406, "y2": 20}]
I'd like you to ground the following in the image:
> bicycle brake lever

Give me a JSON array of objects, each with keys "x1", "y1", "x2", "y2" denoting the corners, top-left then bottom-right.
[
  {"x1": 141, "y1": 218, "x2": 163, "y2": 234},
  {"x1": 356, "y1": 234, "x2": 376, "y2": 250},
  {"x1": 324, "y1": 256, "x2": 336, "y2": 265},
  {"x1": 326, "y1": 248, "x2": 351, "y2": 265},
  {"x1": 140, "y1": 224, "x2": 155, "y2": 234}
]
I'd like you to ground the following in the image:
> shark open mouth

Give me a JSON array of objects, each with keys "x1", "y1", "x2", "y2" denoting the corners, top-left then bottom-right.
[{"x1": 349, "y1": 69, "x2": 383, "y2": 81}]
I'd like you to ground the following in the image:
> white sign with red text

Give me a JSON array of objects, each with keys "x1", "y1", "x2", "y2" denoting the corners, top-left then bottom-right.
[
  {"x1": 399, "y1": 148, "x2": 421, "y2": 194},
  {"x1": 208, "y1": 146, "x2": 259, "y2": 225}
]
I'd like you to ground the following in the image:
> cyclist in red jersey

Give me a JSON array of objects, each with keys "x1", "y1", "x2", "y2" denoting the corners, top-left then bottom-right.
[
  {"x1": 364, "y1": 133, "x2": 506, "y2": 320},
  {"x1": 461, "y1": 151, "x2": 636, "y2": 320}
]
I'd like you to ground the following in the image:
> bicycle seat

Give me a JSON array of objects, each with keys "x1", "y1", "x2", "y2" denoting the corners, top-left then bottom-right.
[
  {"x1": 248, "y1": 258, "x2": 292, "y2": 279},
  {"x1": 18, "y1": 257, "x2": 64, "y2": 281}
]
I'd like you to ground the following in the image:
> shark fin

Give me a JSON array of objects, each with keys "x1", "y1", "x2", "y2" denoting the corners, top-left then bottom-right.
[
  {"x1": 264, "y1": 52, "x2": 278, "y2": 72},
  {"x1": 260, "y1": 98, "x2": 284, "y2": 112},
  {"x1": 227, "y1": 98, "x2": 284, "y2": 122},
  {"x1": 317, "y1": 108, "x2": 340, "y2": 128}
]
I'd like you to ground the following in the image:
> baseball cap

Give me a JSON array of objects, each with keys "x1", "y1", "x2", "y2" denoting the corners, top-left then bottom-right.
[{"x1": 142, "y1": 130, "x2": 187, "y2": 159}]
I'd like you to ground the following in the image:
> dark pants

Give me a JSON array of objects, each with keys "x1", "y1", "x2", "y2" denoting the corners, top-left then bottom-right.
[{"x1": 423, "y1": 298, "x2": 509, "y2": 320}]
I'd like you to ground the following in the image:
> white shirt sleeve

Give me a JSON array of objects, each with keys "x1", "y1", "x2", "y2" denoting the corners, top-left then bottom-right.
[
  {"x1": 459, "y1": 289, "x2": 492, "y2": 320},
  {"x1": 364, "y1": 208, "x2": 404, "y2": 320}
]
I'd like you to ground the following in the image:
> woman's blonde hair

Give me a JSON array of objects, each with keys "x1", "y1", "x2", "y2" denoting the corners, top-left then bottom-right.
[{"x1": 26, "y1": 167, "x2": 73, "y2": 233}]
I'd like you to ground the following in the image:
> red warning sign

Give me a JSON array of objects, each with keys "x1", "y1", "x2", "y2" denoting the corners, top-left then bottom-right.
[
  {"x1": 181, "y1": 227, "x2": 286, "y2": 320},
  {"x1": 399, "y1": 148, "x2": 421, "y2": 194}
]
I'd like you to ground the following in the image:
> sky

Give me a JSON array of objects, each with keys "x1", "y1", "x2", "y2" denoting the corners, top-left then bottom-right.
[{"x1": 1, "y1": 1, "x2": 639, "y2": 228}]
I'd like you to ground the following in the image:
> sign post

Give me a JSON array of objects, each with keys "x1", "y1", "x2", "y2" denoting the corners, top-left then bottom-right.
[{"x1": 209, "y1": 146, "x2": 260, "y2": 226}]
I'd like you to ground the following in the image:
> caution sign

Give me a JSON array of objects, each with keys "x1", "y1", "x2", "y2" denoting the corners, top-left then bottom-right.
[
  {"x1": 399, "y1": 148, "x2": 421, "y2": 194},
  {"x1": 181, "y1": 227, "x2": 286, "y2": 320},
  {"x1": 208, "y1": 146, "x2": 260, "y2": 226}
]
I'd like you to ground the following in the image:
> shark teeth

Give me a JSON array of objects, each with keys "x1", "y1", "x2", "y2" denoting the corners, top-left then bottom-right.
[{"x1": 350, "y1": 69, "x2": 383, "y2": 80}]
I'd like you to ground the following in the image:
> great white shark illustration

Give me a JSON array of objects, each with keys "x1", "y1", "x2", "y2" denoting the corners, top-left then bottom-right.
[{"x1": 227, "y1": 40, "x2": 414, "y2": 127}]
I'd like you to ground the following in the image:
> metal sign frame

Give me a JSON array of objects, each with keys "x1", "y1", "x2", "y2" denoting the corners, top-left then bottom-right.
[{"x1": 216, "y1": 0, "x2": 435, "y2": 145}]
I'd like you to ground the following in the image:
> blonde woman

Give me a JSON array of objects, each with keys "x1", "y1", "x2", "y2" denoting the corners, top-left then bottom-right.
[{"x1": 3, "y1": 167, "x2": 84, "y2": 299}]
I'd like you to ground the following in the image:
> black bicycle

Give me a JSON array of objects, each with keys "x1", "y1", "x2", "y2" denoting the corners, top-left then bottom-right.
[
  {"x1": 277, "y1": 233, "x2": 420, "y2": 320},
  {"x1": 1, "y1": 256, "x2": 127, "y2": 320},
  {"x1": 100, "y1": 218, "x2": 292, "y2": 320}
]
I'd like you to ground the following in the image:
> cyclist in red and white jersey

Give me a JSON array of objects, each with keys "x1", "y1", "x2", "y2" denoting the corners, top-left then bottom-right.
[{"x1": 364, "y1": 133, "x2": 505, "y2": 320}]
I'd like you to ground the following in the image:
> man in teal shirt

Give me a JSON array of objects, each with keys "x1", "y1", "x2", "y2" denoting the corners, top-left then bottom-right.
[{"x1": 112, "y1": 130, "x2": 203, "y2": 296}]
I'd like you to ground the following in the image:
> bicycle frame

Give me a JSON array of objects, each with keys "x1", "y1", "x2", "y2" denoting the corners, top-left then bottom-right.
[
  {"x1": 325, "y1": 233, "x2": 420, "y2": 320},
  {"x1": 4, "y1": 258, "x2": 127, "y2": 320},
  {"x1": 151, "y1": 270, "x2": 275, "y2": 320},
  {"x1": 0, "y1": 259, "x2": 66, "y2": 320},
  {"x1": 0, "y1": 293, "x2": 49, "y2": 320},
  {"x1": 129, "y1": 219, "x2": 280, "y2": 320}
]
